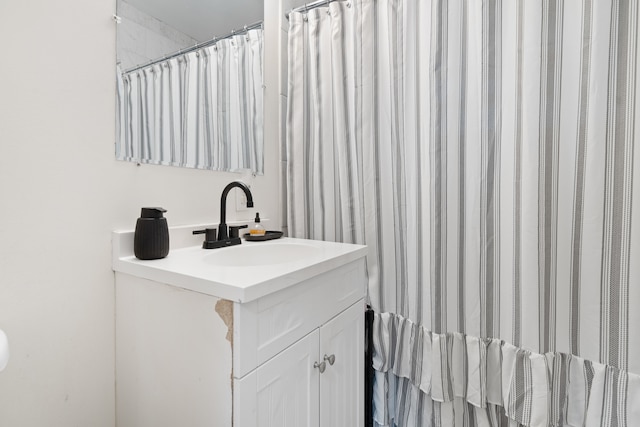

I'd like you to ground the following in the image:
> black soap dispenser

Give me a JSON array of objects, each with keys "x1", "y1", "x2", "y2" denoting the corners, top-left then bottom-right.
[{"x1": 134, "y1": 207, "x2": 169, "y2": 260}]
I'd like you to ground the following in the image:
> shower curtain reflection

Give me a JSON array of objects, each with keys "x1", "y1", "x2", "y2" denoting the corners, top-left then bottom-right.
[{"x1": 116, "y1": 29, "x2": 264, "y2": 174}]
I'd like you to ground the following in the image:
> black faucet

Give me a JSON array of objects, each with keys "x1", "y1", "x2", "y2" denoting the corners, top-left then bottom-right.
[
  {"x1": 217, "y1": 181, "x2": 254, "y2": 240},
  {"x1": 192, "y1": 181, "x2": 254, "y2": 249}
]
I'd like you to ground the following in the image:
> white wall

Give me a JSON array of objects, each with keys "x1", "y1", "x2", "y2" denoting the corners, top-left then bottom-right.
[{"x1": 0, "y1": 0, "x2": 280, "y2": 425}]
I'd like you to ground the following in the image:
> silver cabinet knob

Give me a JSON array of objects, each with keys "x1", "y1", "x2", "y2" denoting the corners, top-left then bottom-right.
[
  {"x1": 323, "y1": 354, "x2": 336, "y2": 366},
  {"x1": 313, "y1": 361, "x2": 326, "y2": 373}
]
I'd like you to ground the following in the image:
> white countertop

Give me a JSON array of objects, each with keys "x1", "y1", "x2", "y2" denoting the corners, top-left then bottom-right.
[{"x1": 112, "y1": 226, "x2": 367, "y2": 303}]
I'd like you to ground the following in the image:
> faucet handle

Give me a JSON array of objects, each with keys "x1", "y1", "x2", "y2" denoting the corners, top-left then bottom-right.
[
  {"x1": 229, "y1": 225, "x2": 248, "y2": 238},
  {"x1": 193, "y1": 228, "x2": 217, "y2": 241}
]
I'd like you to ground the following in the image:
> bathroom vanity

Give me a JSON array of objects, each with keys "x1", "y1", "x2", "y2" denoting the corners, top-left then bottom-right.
[{"x1": 112, "y1": 225, "x2": 367, "y2": 427}]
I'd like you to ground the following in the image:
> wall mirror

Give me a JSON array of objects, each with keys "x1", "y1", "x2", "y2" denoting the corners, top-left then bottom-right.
[{"x1": 115, "y1": 0, "x2": 264, "y2": 174}]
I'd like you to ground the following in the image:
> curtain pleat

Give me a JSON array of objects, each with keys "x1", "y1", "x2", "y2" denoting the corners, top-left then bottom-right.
[
  {"x1": 286, "y1": 0, "x2": 640, "y2": 425},
  {"x1": 116, "y1": 29, "x2": 264, "y2": 174}
]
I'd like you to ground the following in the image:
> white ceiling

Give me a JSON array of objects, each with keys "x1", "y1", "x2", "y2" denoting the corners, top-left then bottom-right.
[{"x1": 125, "y1": 0, "x2": 263, "y2": 42}]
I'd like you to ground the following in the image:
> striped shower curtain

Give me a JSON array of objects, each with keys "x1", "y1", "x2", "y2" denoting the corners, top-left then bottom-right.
[
  {"x1": 116, "y1": 29, "x2": 264, "y2": 174},
  {"x1": 286, "y1": 0, "x2": 640, "y2": 425}
]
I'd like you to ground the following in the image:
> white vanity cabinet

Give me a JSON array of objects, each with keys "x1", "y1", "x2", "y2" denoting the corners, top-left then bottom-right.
[
  {"x1": 113, "y1": 232, "x2": 367, "y2": 427},
  {"x1": 235, "y1": 292, "x2": 364, "y2": 427},
  {"x1": 233, "y1": 257, "x2": 365, "y2": 426}
]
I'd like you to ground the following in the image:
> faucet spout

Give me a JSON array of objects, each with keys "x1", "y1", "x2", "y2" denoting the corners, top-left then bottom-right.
[{"x1": 218, "y1": 181, "x2": 254, "y2": 240}]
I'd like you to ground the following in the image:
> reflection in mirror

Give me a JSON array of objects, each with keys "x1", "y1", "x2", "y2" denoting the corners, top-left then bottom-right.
[{"x1": 115, "y1": 0, "x2": 265, "y2": 174}]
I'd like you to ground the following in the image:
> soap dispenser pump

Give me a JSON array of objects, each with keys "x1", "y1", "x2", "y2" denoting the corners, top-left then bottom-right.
[
  {"x1": 134, "y1": 207, "x2": 170, "y2": 260},
  {"x1": 250, "y1": 212, "x2": 266, "y2": 236}
]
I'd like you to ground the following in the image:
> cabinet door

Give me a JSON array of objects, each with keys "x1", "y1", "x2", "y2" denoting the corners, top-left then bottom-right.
[
  {"x1": 256, "y1": 329, "x2": 320, "y2": 427},
  {"x1": 320, "y1": 301, "x2": 364, "y2": 427}
]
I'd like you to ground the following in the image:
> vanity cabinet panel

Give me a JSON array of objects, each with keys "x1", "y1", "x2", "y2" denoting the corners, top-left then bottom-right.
[
  {"x1": 234, "y1": 258, "x2": 366, "y2": 378},
  {"x1": 115, "y1": 273, "x2": 233, "y2": 427},
  {"x1": 235, "y1": 300, "x2": 364, "y2": 427},
  {"x1": 256, "y1": 330, "x2": 320, "y2": 427},
  {"x1": 320, "y1": 301, "x2": 364, "y2": 427}
]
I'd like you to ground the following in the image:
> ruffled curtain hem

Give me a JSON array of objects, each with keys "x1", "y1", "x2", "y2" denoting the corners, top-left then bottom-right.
[{"x1": 372, "y1": 312, "x2": 640, "y2": 427}]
